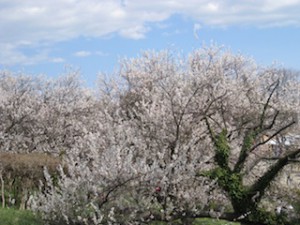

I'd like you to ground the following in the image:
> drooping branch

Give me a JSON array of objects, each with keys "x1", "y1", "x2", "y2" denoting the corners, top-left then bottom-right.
[{"x1": 98, "y1": 175, "x2": 140, "y2": 209}]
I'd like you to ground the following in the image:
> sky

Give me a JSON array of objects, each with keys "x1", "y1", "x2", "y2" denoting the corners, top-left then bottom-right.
[{"x1": 1, "y1": 0, "x2": 300, "y2": 87}]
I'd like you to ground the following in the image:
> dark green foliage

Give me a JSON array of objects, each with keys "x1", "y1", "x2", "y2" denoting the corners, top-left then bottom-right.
[
  {"x1": 234, "y1": 130, "x2": 256, "y2": 173},
  {"x1": 212, "y1": 130, "x2": 246, "y2": 203},
  {"x1": 208, "y1": 168, "x2": 245, "y2": 203},
  {"x1": 214, "y1": 129, "x2": 230, "y2": 168},
  {"x1": 203, "y1": 130, "x2": 251, "y2": 214}
]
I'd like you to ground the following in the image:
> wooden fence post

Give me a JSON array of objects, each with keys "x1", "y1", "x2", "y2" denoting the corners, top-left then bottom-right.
[{"x1": 0, "y1": 163, "x2": 5, "y2": 208}]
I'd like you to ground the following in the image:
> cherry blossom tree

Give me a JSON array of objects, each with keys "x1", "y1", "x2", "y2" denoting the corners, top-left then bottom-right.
[
  {"x1": 2, "y1": 46, "x2": 296, "y2": 224},
  {"x1": 0, "y1": 71, "x2": 43, "y2": 153},
  {"x1": 0, "y1": 70, "x2": 97, "y2": 154}
]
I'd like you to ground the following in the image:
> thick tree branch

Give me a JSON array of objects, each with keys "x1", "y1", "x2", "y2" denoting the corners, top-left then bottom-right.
[{"x1": 249, "y1": 148, "x2": 300, "y2": 200}]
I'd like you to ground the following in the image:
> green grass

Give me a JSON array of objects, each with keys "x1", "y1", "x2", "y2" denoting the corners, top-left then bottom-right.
[
  {"x1": 151, "y1": 218, "x2": 240, "y2": 225},
  {"x1": 0, "y1": 208, "x2": 43, "y2": 225},
  {"x1": 194, "y1": 218, "x2": 240, "y2": 225},
  {"x1": 0, "y1": 208, "x2": 240, "y2": 225}
]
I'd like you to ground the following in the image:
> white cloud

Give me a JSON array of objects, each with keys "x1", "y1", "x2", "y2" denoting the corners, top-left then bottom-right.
[
  {"x1": 119, "y1": 25, "x2": 150, "y2": 39},
  {"x1": 1, "y1": 0, "x2": 300, "y2": 65},
  {"x1": 162, "y1": 29, "x2": 185, "y2": 37},
  {"x1": 206, "y1": 3, "x2": 219, "y2": 12},
  {"x1": 95, "y1": 51, "x2": 108, "y2": 57},
  {"x1": 74, "y1": 51, "x2": 92, "y2": 57},
  {"x1": 73, "y1": 50, "x2": 108, "y2": 58},
  {"x1": 51, "y1": 57, "x2": 65, "y2": 63},
  {"x1": 0, "y1": 43, "x2": 49, "y2": 66},
  {"x1": 193, "y1": 23, "x2": 202, "y2": 39}
]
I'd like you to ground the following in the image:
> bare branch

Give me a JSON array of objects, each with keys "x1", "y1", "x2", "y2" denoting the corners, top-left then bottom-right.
[
  {"x1": 259, "y1": 80, "x2": 280, "y2": 130},
  {"x1": 250, "y1": 120, "x2": 296, "y2": 153}
]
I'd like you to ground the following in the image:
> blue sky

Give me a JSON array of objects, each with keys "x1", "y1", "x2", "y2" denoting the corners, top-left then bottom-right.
[{"x1": 1, "y1": 0, "x2": 300, "y2": 86}]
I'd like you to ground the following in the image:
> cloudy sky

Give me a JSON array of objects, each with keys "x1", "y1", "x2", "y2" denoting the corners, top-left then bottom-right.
[{"x1": 1, "y1": 0, "x2": 300, "y2": 86}]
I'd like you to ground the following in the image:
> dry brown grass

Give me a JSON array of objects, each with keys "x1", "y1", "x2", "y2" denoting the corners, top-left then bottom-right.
[
  {"x1": 0, "y1": 152, "x2": 61, "y2": 181},
  {"x1": 0, "y1": 152, "x2": 63, "y2": 208}
]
